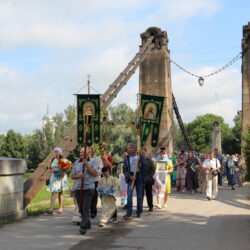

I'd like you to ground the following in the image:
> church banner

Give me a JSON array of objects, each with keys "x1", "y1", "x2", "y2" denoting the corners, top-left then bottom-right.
[
  {"x1": 140, "y1": 94, "x2": 164, "y2": 147},
  {"x1": 77, "y1": 94, "x2": 101, "y2": 146}
]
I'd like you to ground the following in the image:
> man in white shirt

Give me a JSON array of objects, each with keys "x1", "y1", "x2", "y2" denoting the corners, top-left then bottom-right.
[
  {"x1": 89, "y1": 147, "x2": 103, "y2": 219},
  {"x1": 202, "y1": 152, "x2": 221, "y2": 200}
]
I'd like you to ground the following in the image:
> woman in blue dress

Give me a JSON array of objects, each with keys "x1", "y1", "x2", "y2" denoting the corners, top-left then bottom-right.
[
  {"x1": 227, "y1": 155, "x2": 237, "y2": 190},
  {"x1": 47, "y1": 147, "x2": 68, "y2": 214}
]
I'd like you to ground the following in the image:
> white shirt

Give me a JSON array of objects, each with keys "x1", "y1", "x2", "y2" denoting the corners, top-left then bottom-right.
[{"x1": 202, "y1": 158, "x2": 221, "y2": 169}]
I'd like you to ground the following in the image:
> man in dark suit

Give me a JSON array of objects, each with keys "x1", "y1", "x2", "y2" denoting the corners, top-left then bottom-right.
[
  {"x1": 140, "y1": 147, "x2": 155, "y2": 212},
  {"x1": 123, "y1": 143, "x2": 147, "y2": 219}
]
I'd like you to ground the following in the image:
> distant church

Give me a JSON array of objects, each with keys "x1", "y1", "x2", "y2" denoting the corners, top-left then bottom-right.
[{"x1": 42, "y1": 105, "x2": 54, "y2": 128}]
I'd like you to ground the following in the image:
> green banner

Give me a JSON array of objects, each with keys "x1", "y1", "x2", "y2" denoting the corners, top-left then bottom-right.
[
  {"x1": 77, "y1": 94, "x2": 101, "y2": 146},
  {"x1": 140, "y1": 94, "x2": 164, "y2": 147}
]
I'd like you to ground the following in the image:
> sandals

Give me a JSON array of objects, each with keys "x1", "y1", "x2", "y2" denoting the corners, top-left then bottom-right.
[{"x1": 47, "y1": 209, "x2": 53, "y2": 215}]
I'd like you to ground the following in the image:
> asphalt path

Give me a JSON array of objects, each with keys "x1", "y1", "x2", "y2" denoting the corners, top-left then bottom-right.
[{"x1": 0, "y1": 184, "x2": 249, "y2": 250}]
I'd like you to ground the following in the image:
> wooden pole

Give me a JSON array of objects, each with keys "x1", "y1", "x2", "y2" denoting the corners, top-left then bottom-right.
[{"x1": 79, "y1": 114, "x2": 92, "y2": 212}]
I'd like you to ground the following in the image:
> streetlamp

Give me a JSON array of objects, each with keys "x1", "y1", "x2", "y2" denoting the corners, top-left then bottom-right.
[{"x1": 198, "y1": 77, "x2": 204, "y2": 86}]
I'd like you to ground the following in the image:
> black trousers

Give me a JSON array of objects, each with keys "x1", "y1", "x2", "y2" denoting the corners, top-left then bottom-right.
[
  {"x1": 218, "y1": 172, "x2": 223, "y2": 186},
  {"x1": 90, "y1": 181, "x2": 98, "y2": 216},
  {"x1": 75, "y1": 189, "x2": 94, "y2": 230},
  {"x1": 143, "y1": 181, "x2": 153, "y2": 209}
]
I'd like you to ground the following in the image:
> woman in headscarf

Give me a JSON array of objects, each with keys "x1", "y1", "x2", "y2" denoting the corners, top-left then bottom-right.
[
  {"x1": 47, "y1": 147, "x2": 68, "y2": 214},
  {"x1": 227, "y1": 155, "x2": 237, "y2": 190},
  {"x1": 176, "y1": 153, "x2": 186, "y2": 192},
  {"x1": 185, "y1": 151, "x2": 199, "y2": 194}
]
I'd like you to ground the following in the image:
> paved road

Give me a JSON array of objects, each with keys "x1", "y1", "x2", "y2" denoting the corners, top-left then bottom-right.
[{"x1": 0, "y1": 184, "x2": 249, "y2": 250}]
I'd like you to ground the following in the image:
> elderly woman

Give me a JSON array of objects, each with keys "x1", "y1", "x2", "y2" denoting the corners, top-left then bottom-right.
[
  {"x1": 176, "y1": 153, "x2": 186, "y2": 192},
  {"x1": 198, "y1": 155, "x2": 207, "y2": 193},
  {"x1": 185, "y1": 151, "x2": 199, "y2": 194},
  {"x1": 227, "y1": 155, "x2": 237, "y2": 190},
  {"x1": 47, "y1": 147, "x2": 68, "y2": 214}
]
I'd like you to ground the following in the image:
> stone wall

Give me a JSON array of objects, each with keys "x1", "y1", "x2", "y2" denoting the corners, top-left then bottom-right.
[
  {"x1": 242, "y1": 22, "x2": 250, "y2": 137},
  {"x1": 0, "y1": 157, "x2": 27, "y2": 221}
]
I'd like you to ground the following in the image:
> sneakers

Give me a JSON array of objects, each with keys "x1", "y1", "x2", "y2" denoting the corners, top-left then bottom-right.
[
  {"x1": 148, "y1": 207, "x2": 153, "y2": 212},
  {"x1": 79, "y1": 228, "x2": 86, "y2": 235},
  {"x1": 123, "y1": 214, "x2": 132, "y2": 220},
  {"x1": 99, "y1": 223, "x2": 105, "y2": 227},
  {"x1": 155, "y1": 204, "x2": 162, "y2": 209},
  {"x1": 163, "y1": 204, "x2": 168, "y2": 208}
]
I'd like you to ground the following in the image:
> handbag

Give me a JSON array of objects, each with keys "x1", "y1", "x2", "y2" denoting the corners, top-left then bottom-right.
[
  {"x1": 46, "y1": 178, "x2": 50, "y2": 185},
  {"x1": 212, "y1": 158, "x2": 219, "y2": 176}
]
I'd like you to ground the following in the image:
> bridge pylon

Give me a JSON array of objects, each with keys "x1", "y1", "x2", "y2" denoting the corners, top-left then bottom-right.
[{"x1": 139, "y1": 27, "x2": 173, "y2": 155}]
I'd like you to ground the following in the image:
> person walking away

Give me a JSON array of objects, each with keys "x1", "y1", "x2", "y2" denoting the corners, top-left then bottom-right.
[
  {"x1": 176, "y1": 153, "x2": 186, "y2": 192},
  {"x1": 139, "y1": 148, "x2": 155, "y2": 212},
  {"x1": 228, "y1": 155, "x2": 237, "y2": 190},
  {"x1": 71, "y1": 147, "x2": 98, "y2": 235},
  {"x1": 47, "y1": 147, "x2": 68, "y2": 215},
  {"x1": 97, "y1": 167, "x2": 118, "y2": 227},
  {"x1": 202, "y1": 152, "x2": 221, "y2": 200},
  {"x1": 89, "y1": 147, "x2": 103, "y2": 219},
  {"x1": 185, "y1": 151, "x2": 199, "y2": 194}
]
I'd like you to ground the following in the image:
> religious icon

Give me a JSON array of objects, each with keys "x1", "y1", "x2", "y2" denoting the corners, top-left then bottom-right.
[
  {"x1": 144, "y1": 103, "x2": 157, "y2": 120},
  {"x1": 83, "y1": 102, "x2": 95, "y2": 118},
  {"x1": 156, "y1": 162, "x2": 166, "y2": 171}
]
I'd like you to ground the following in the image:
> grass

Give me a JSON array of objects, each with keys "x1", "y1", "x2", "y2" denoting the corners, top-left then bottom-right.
[
  {"x1": 27, "y1": 199, "x2": 74, "y2": 216},
  {"x1": 25, "y1": 172, "x2": 75, "y2": 216}
]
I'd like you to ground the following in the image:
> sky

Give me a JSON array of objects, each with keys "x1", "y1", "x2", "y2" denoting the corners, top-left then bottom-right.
[{"x1": 0, "y1": 0, "x2": 249, "y2": 134}]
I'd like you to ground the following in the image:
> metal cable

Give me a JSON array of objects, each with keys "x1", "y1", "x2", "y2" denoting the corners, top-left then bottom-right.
[{"x1": 170, "y1": 47, "x2": 248, "y2": 79}]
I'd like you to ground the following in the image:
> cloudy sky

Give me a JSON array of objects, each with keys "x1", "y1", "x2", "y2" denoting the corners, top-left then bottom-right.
[{"x1": 0, "y1": 0, "x2": 249, "y2": 134}]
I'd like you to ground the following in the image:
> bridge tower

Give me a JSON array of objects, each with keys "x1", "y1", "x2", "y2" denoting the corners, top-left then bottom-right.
[
  {"x1": 211, "y1": 121, "x2": 222, "y2": 153},
  {"x1": 242, "y1": 22, "x2": 250, "y2": 138},
  {"x1": 139, "y1": 27, "x2": 173, "y2": 155}
]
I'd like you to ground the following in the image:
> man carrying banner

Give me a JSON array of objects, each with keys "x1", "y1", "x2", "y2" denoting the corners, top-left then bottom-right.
[
  {"x1": 123, "y1": 143, "x2": 148, "y2": 219},
  {"x1": 71, "y1": 147, "x2": 98, "y2": 235}
]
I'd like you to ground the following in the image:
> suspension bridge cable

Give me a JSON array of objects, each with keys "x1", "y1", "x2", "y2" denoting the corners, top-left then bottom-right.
[{"x1": 170, "y1": 47, "x2": 248, "y2": 80}]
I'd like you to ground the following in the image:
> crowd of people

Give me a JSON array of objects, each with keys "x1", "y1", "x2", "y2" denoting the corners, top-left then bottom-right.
[{"x1": 45, "y1": 145, "x2": 247, "y2": 235}]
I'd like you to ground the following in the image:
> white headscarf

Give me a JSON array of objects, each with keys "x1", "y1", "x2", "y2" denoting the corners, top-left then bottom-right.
[{"x1": 54, "y1": 147, "x2": 62, "y2": 155}]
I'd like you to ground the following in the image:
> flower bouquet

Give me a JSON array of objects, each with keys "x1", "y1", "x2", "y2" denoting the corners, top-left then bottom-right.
[
  {"x1": 58, "y1": 158, "x2": 72, "y2": 172},
  {"x1": 54, "y1": 158, "x2": 72, "y2": 178}
]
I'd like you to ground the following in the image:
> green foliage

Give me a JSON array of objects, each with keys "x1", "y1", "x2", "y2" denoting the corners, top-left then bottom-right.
[
  {"x1": 102, "y1": 104, "x2": 137, "y2": 161},
  {"x1": 185, "y1": 113, "x2": 232, "y2": 153},
  {"x1": 0, "y1": 130, "x2": 27, "y2": 159},
  {"x1": 173, "y1": 120, "x2": 188, "y2": 151},
  {"x1": 243, "y1": 126, "x2": 250, "y2": 179}
]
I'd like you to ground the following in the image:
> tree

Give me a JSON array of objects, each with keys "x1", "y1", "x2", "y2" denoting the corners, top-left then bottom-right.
[
  {"x1": 186, "y1": 114, "x2": 232, "y2": 153},
  {"x1": 1, "y1": 130, "x2": 27, "y2": 159},
  {"x1": 102, "y1": 104, "x2": 137, "y2": 161},
  {"x1": 172, "y1": 120, "x2": 189, "y2": 151},
  {"x1": 243, "y1": 126, "x2": 250, "y2": 179},
  {"x1": 0, "y1": 134, "x2": 5, "y2": 155}
]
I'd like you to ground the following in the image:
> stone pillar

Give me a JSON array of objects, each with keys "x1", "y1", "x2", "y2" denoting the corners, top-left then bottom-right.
[
  {"x1": 242, "y1": 22, "x2": 250, "y2": 138},
  {"x1": 211, "y1": 121, "x2": 222, "y2": 153},
  {"x1": 139, "y1": 27, "x2": 173, "y2": 156},
  {"x1": 0, "y1": 157, "x2": 27, "y2": 221}
]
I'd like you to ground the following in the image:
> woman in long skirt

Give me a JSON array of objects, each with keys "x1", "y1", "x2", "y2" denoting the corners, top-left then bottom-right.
[
  {"x1": 198, "y1": 155, "x2": 207, "y2": 193},
  {"x1": 185, "y1": 151, "x2": 199, "y2": 194},
  {"x1": 228, "y1": 155, "x2": 237, "y2": 190},
  {"x1": 176, "y1": 153, "x2": 186, "y2": 192}
]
